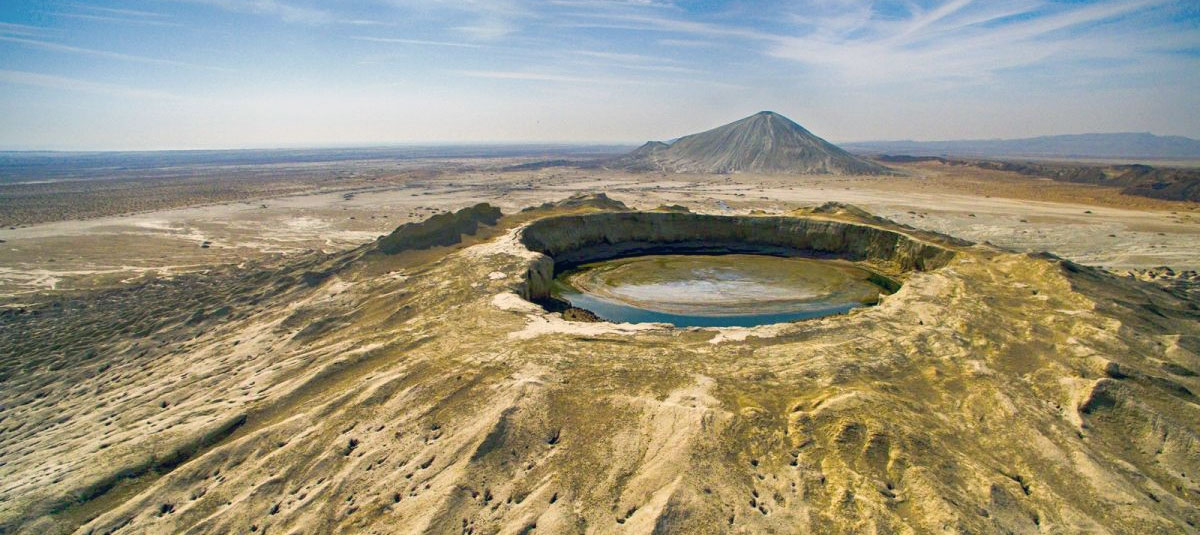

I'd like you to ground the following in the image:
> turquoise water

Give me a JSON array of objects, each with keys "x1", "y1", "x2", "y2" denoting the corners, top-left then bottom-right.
[
  {"x1": 551, "y1": 254, "x2": 888, "y2": 328},
  {"x1": 556, "y1": 288, "x2": 862, "y2": 327}
]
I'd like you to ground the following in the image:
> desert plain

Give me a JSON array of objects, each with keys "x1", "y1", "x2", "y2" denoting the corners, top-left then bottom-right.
[{"x1": 2, "y1": 159, "x2": 1198, "y2": 304}]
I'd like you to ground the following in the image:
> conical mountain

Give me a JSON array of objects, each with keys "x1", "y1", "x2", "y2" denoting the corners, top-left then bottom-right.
[{"x1": 618, "y1": 111, "x2": 893, "y2": 175}]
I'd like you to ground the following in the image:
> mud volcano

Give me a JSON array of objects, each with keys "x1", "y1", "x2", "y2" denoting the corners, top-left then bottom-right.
[
  {"x1": 518, "y1": 212, "x2": 955, "y2": 327},
  {"x1": 8, "y1": 197, "x2": 1200, "y2": 535},
  {"x1": 551, "y1": 255, "x2": 886, "y2": 327}
]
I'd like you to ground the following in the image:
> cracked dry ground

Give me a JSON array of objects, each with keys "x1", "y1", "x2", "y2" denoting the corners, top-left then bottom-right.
[{"x1": 0, "y1": 204, "x2": 1198, "y2": 535}]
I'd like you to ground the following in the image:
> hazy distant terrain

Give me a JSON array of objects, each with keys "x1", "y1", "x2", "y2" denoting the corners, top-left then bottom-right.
[
  {"x1": 0, "y1": 146, "x2": 627, "y2": 226},
  {"x1": 0, "y1": 145, "x2": 628, "y2": 186},
  {"x1": 843, "y1": 132, "x2": 1200, "y2": 160},
  {"x1": 877, "y1": 156, "x2": 1200, "y2": 203}
]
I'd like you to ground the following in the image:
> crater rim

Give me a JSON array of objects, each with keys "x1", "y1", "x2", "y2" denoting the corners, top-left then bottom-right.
[{"x1": 513, "y1": 211, "x2": 957, "y2": 329}]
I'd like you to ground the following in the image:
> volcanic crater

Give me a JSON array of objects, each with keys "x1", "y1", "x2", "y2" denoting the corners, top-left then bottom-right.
[{"x1": 517, "y1": 210, "x2": 955, "y2": 327}]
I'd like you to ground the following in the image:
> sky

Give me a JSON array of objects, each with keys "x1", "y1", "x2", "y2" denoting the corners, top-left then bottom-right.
[{"x1": 0, "y1": 0, "x2": 1197, "y2": 150}]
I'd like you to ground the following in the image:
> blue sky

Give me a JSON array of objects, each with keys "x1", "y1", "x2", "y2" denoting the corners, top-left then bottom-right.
[{"x1": 0, "y1": 0, "x2": 1197, "y2": 150}]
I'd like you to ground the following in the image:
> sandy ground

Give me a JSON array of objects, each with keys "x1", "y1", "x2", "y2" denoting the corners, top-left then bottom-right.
[{"x1": 0, "y1": 161, "x2": 1197, "y2": 302}]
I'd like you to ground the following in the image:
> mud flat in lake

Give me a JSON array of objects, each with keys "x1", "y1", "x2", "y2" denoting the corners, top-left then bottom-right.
[{"x1": 553, "y1": 254, "x2": 888, "y2": 327}]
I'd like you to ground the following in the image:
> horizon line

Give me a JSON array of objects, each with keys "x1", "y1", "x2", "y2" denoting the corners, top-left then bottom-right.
[{"x1": 2, "y1": 130, "x2": 1197, "y2": 154}]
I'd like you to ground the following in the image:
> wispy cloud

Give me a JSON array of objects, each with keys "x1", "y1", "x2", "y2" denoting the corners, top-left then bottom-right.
[
  {"x1": 611, "y1": 63, "x2": 706, "y2": 75},
  {"x1": 180, "y1": 0, "x2": 334, "y2": 24},
  {"x1": 766, "y1": 0, "x2": 1191, "y2": 85},
  {"x1": 48, "y1": 12, "x2": 182, "y2": 27},
  {"x1": 48, "y1": 4, "x2": 179, "y2": 26},
  {"x1": 887, "y1": 0, "x2": 977, "y2": 44},
  {"x1": 567, "y1": 49, "x2": 706, "y2": 74},
  {"x1": 556, "y1": 11, "x2": 772, "y2": 41},
  {"x1": 453, "y1": 69, "x2": 654, "y2": 85},
  {"x1": 0, "y1": 35, "x2": 224, "y2": 70},
  {"x1": 0, "y1": 69, "x2": 180, "y2": 100},
  {"x1": 338, "y1": 19, "x2": 401, "y2": 27},
  {"x1": 0, "y1": 21, "x2": 48, "y2": 36},
  {"x1": 547, "y1": 0, "x2": 1194, "y2": 89},
  {"x1": 385, "y1": 0, "x2": 532, "y2": 40},
  {"x1": 657, "y1": 38, "x2": 718, "y2": 48},
  {"x1": 574, "y1": 50, "x2": 672, "y2": 63},
  {"x1": 548, "y1": 0, "x2": 676, "y2": 7},
  {"x1": 73, "y1": 5, "x2": 170, "y2": 19},
  {"x1": 1, "y1": 0, "x2": 1197, "y2": 148},
  {"x1": 454, "y1": 19, "x2": 519, "y2": 40},
  {"x1": 353, "y1": 36, "x2": 485, "y2": 48}
]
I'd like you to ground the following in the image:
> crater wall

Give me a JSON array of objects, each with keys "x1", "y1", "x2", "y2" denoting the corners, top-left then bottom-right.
[{"x1": 518, "y1": 212, "x2": 957, "y2": 300}]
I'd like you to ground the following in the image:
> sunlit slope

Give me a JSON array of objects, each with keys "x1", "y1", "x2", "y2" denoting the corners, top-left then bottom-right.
[
  {"x1": 0, "y1": 196, "x2": 1196, "y2": 535},
  {"x1": 618, "y1": 111, "x2": 894, "y2": 175}
]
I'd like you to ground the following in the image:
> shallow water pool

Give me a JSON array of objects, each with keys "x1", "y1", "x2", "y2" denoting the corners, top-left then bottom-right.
[{"x1": 552, "y1": 254, "x2": 891, "y2": 328}]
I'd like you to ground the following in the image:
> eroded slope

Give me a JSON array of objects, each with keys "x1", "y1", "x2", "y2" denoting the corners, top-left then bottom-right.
[
  {"x1": 615, "y1": 112, "x2": 893, "y2": 175},
  {"x1": 0, "y1": 196, "x2": 1197, "y2": 535}
]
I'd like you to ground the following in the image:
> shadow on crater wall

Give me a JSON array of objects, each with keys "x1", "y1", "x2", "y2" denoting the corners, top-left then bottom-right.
[{"x1": 517, "y1": 211, "x2": 957, "y2": 303}]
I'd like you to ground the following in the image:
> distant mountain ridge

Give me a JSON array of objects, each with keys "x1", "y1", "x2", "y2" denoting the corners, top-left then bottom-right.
[
  {"x1": 843, "y1": 132, "x2": 1200, "y2": 160},
  {"x1": 616, "y1": 111, "x2": 893, "y2": 175}
]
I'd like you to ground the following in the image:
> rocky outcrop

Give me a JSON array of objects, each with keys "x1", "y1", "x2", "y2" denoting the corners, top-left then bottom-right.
[
  {"x1": 376, "y1": 203, "x2": 502, "y2": 254},
  {"x1": 963, "y1": 161, "x2": 1200, "y2": 202},
  {"x1": 879, "y1": 156, "x2": 1200, "y2": 203},
  {"x1": 520, "y1": 192, "x2": 629, "y2": 213}
]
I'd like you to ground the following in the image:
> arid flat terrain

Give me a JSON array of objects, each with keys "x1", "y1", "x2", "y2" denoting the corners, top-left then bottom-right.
[{"x1": 2, "y1": 157, "x2": 1197, "y2": 304}]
